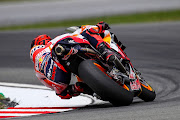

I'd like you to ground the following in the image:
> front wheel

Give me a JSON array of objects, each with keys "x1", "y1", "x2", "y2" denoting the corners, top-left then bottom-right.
[
  {"x1": 78, "y1": 60, "x2": 134, "y2": 106},
  {"x1": 138, "y1": 81, "x2": 156, "y2": 102}
]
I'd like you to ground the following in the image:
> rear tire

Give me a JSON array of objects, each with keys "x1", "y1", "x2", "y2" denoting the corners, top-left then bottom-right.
[{"x1": 78, "y1": 60, "x2": 133, "y2": 106}]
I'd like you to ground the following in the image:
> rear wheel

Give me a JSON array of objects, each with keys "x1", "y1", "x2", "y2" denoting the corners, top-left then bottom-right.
[{"x1": 78, "y1": 60, "x2": 133, "y2": 106}]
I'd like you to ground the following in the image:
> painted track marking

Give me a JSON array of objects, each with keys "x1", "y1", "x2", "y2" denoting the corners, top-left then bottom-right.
[{"x1": 0, "y1": 82, "x2": 99, "y2": 119}]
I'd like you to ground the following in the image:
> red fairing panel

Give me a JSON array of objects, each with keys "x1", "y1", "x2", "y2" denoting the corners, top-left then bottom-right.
[{"x1": 51, "y1": 34, "x2": 90, "y2": 50}]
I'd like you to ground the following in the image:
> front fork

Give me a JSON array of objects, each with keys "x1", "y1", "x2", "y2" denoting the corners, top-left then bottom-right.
[{"x1": 109, "y1": 61, "x2": 143, "y2": 97}]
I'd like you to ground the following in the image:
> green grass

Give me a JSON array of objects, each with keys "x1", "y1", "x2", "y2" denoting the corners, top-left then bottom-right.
[
  {"x1": 0, "y1": 103, "x2": 5, "y2": 109},
  {"x1": 0, "y1": 93, "x2": 5, "y2": 109},
  {"x1": 1, "y1": 9, "x2": 180, "y2": 31}
]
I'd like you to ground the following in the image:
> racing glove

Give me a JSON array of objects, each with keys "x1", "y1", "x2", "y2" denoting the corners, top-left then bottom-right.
[
  {"x1": 57, "y1": 85, "x2": 80, "y2": 99},
  {"x1": 97, "y1": 42, "x2": 116, "y2": 64},
  {"x1": 96, "y1": 21, "x2": 111, "y2": 33}
]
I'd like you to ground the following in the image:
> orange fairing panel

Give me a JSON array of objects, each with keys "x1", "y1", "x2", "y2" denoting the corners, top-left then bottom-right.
[
  {"x1": 122, "y1": 84, "x2": 130, "y2": 91},
  {"x1": 140, "y1": 83, "x2": 153, "y2": 91},
  {"x1": 103, "y1": 32, "x2": 111, "y2": 44}
]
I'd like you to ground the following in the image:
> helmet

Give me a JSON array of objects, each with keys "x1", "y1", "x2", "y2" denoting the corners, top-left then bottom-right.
[{"x1": 31, "y1": 34, "x2": 52, "y2": 48}]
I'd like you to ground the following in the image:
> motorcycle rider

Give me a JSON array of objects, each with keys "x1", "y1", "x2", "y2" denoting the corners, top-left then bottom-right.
[{"x1": 30, "y1": 21, "x2": 121, "y2": 99}]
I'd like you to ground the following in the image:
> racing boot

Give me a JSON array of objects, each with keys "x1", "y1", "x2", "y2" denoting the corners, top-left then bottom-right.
[
  {"x1": 97, "y1": 42, "x2": 127, "y2": 74},
  {"x1": 97, "y1": 42, "x2": 116, "y2": 64}
]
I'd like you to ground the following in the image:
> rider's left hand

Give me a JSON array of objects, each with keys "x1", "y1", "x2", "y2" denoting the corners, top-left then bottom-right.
[{"x1": 96, "y1": 21, "x2": 111, "y2": 32}]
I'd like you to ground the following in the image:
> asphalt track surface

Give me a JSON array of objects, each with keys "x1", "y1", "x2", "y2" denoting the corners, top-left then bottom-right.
[
  {"x1": 1, "y1": 0, "x2": 180, "y2": 26},
  {"x1": 0, "y1": 22, "x2": 180, "y2": 120}
]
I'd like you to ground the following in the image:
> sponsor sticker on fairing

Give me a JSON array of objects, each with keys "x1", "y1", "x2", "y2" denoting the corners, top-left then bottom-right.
[{"x1": 130, "y1": 79, "x2": 141, "y2": 90}]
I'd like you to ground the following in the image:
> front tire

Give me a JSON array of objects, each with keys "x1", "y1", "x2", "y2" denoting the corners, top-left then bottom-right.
[
  {"x1": 138, "y1": 82, "x2": 156, "y2": 102},
  {"x1": 78, "y1": 60, "x2": 133, "y2": 106}
]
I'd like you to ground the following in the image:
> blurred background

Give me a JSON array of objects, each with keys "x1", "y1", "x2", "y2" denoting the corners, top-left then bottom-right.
[{"x1": 0, "y1": 0, "x2": 180, "y2": 27}]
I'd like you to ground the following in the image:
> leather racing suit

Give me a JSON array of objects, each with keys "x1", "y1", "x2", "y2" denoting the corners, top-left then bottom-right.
[{"x1": 30, "y1": 22, "x2": 118, "y2": 99}]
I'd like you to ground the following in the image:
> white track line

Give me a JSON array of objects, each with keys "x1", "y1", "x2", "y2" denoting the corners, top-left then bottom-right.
[{"x1": 0, "y1": 82, "x2": 79, "y2": 118}]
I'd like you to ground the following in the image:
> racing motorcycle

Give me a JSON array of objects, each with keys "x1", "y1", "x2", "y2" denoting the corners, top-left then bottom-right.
[{"x1": 52, "y1": 26, "x2": 156, "y2": 106}]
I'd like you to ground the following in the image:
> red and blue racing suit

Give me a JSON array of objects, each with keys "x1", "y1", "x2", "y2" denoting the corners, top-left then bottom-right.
[{"x1": 30, "y1": 25, "x2": 111, "y2": 99}]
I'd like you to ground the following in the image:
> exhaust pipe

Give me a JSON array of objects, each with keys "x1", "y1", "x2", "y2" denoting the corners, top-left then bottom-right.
[{"x1": 55, "y1": 44, "x2": 65, "y2": 56}]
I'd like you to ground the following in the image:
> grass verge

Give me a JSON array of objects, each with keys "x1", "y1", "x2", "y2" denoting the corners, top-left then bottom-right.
[
  {"x1": 0, "y1": 93, "x2": 7, "y2": 109},
  {"x1": 0, "y1": 93, "x2": 18, "y2": 109},
  {"x1": 0, "y1": 9, "x2": 180, "y2": 31}
]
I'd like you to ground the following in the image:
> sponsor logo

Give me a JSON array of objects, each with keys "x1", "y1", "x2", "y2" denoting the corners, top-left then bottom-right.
[{"x1": 130, "y1": 79, "x2": 141, "y2": 90}]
